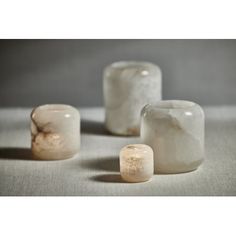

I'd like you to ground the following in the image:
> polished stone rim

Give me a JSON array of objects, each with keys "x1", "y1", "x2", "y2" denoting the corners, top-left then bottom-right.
[{"x1": 143, "y1": 100, "x2": 197, "y2": 111}]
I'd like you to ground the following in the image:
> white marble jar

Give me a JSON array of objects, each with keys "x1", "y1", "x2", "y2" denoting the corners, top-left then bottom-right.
[
  {"x1": 141, "y1": 100, "x2": 205, "y2": 174},
  {"x1": 103, "y1": 61, "x2": 162, "y2": 136},
  {"x1": 31, "y1": 104, "x2": 80, "y2": 160}
]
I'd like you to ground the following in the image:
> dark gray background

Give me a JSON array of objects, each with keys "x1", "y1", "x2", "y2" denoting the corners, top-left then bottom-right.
[{"x1": 0, "y1": 39, "x2": 235, "y2": 107}]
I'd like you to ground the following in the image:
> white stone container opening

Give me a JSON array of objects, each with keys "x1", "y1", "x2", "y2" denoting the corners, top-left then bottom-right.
[
  {"x1": 141, "y1": 100, "x2": 205, "y2": 174},
  {"x1": 31, "y1": 104, "x2": 80, "y2": 160},
  {"x1": 103, "y1": 61, "x2": 162, "y2": 136}
]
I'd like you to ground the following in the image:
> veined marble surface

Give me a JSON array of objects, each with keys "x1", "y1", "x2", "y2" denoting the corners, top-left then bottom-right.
[
  {"x1": 103, "y1": 61, "x2": 162, "y2": 136},
  {"x1": 0, "y1": 107, "x2": 235, "y2": 196},
  {"x1": 31, "y1": 104, "x2": 80, "y2": 160},
  {"x1": 141, "y1": 101, "x2": 204, "y2": 174}
]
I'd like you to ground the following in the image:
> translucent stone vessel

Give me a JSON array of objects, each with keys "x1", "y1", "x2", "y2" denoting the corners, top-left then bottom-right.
[
  {"x1": 120, "y1": 144, "x2": 154, "y2": 183},
  {"x1": 31, "y1": 104, "x2": 80, "y2": 160},
  {"x1": 103, "y1": 61, "x2": 162, "y2": 136},
  {"x1": 141, "y1": 100, "x2": 205, "y2": 174}
]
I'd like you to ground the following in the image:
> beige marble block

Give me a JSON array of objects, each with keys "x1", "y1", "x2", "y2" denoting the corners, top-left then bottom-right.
[
  {"x1": 141, "y1": 100, "x2": 205, "y2": 174},
  {"x1": 120, "y1": 144, "x2": 154, "y2": 183},
  {"x1": 103, "y1": 61, "x2": 162, "y2": 136},
  {"x1": 31, "y1": 104, "x2": 80, "y2": 160}
]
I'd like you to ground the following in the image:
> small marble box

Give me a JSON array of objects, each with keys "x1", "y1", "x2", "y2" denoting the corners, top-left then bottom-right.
[{"x1": 120, "y1": 144, "x2": 154, "y2": 183}]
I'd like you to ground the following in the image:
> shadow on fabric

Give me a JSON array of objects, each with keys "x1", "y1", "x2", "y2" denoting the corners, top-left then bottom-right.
[
  {"x1": 0, "y1": 147, "x2": 32, "y2": 160},
  {"x1": 80, "y1": 156, "x2": 119, "y2": 172},
  {"x1": 81, "y1": 119, "x2": 110, "y2": 136},
  {"x1": 90, "y1": 174, "x2": 124, "y2": 183}
]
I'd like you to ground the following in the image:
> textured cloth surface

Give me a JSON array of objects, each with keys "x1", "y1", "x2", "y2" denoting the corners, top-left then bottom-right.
[{"x1": 0, "y1": 107, "x2": 235, "y2": 196}]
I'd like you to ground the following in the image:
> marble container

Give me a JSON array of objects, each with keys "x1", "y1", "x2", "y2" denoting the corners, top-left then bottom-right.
[
  {"x1": 31, "y1": 104, "x2": 80, "y2": 160},
  {"x1": 103, "y1": 61, "x2": 162, "y2": 136},
  {"x1": 120, "y1": 144, "x2": 154, "y2": 183},
  {"x1": 141, "y1": 100, "x2": 205, "y2": 174}
]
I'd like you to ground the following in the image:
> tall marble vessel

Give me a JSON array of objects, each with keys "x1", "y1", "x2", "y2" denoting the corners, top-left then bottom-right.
[
  {"x1": 141, "y1": 100, "x2": 205, "y2": 173},
  {"x1": 103, "y1": 61, "x2": 162, "y2": 136}
]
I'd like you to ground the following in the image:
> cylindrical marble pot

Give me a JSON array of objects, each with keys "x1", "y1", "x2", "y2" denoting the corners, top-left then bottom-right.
[
  {"x1": 120, "y1": 144, "x2": 154, "y2": 183},
  {"x1": 141, "y1": 100, "x2": 205, "y2": 174},
  {"x1": 31, "y1": 104, "x2": 80, "y2": 160},
  {"x1": 103, "y1": 61, "x2": 162, "y2": 136}
]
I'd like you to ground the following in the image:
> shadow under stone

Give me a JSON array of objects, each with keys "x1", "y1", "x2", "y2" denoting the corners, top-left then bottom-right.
[
  {"x1": 90, "y1": 174, "x2": 124, "y2": 183},
  {"x1": 80, "y1": 156, "x2": 119, "y2": 172},
  {"x1": 81, "y1": 119, "x2": 111, "y2": 136},
  {"x1": 0, "y1": 147, "x2": 32, "y2": 160}
]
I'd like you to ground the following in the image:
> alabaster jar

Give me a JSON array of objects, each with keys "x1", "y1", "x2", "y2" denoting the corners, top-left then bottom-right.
[
  {"x1": 103, "y1": 61, "x2": 162, "y2": 136},
  {"x1": 141, "y1": 100, "x2": 205, "y2": 174},
  {"x1": 120, "y1": 144, "x2": 154, "y2": 183},
  {"x1": 31, "y1": 104, "x2": 80, "y2": 160}
]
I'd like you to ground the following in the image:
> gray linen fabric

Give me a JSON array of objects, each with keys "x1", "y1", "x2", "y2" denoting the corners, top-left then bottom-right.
[{"x1": 0, "y1": 107, "x2": 235, "y2": 196}]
